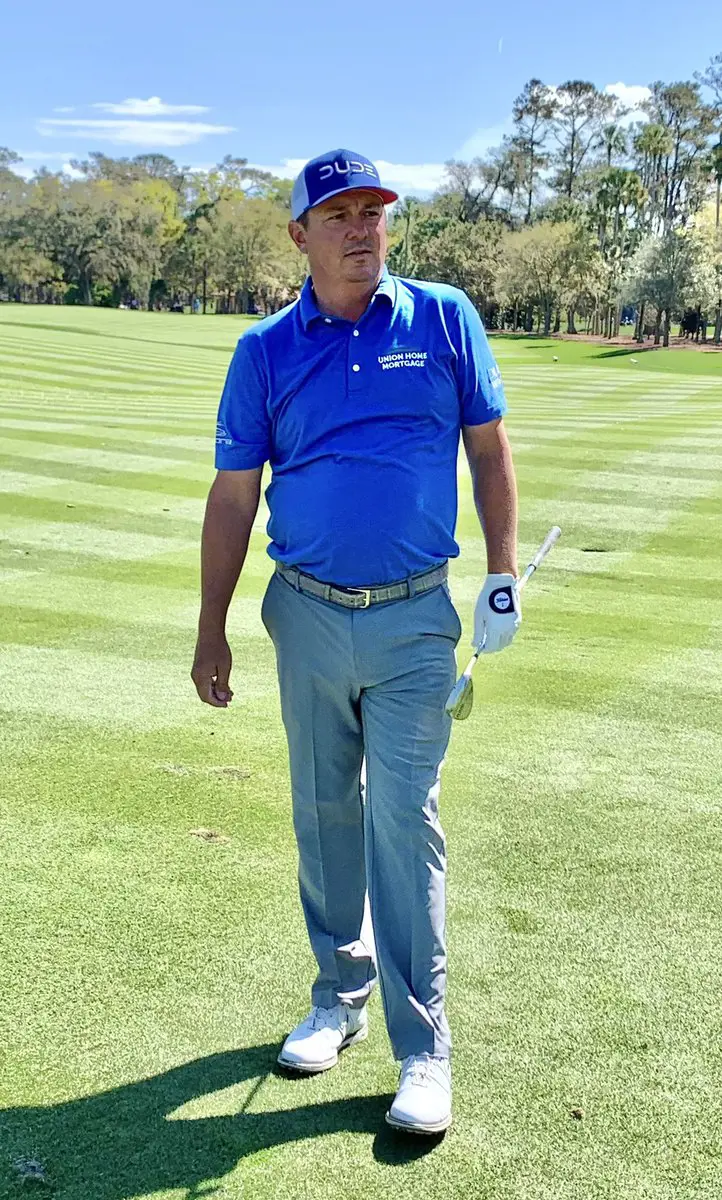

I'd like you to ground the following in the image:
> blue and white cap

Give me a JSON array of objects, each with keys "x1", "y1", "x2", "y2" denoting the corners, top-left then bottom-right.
[{"x1": 291, "y1": 149, "x2": 399, "y2": 220}]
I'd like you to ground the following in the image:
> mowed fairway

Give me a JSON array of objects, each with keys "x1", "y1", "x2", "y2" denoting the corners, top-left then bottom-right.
[{"x1": 1, "y1": 305, "x2": 721, "y2": 1200}]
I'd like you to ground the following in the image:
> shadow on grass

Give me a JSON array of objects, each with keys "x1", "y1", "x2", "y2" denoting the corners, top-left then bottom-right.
[
  {"x1": 0, "y1": 1044, "x2": 440, "y2": 1197},
  {"x1": 593, "y1": 345, "x2": 658, "y2": 360},
  {"x1": 489, "y1": 331, "x2": 551, "y2": 340}
]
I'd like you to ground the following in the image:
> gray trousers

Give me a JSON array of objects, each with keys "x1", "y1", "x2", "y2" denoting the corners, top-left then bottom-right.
[{"x1": 261, "y1": 567, "x2": 462, "y2": 1059}]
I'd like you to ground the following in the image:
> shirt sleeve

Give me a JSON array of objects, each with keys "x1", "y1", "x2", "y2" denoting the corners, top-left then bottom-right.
[
  {"x1": 214, "y1": 333, "x2": 271, "y2": 470},
  {"x1": 450, "y1": 290, "x2": 507, "y2": 426}
]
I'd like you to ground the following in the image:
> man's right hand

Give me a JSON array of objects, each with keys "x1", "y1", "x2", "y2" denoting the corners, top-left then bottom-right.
[{"x1": 191, "y1": 633, "x2": 234, "y2": 707}]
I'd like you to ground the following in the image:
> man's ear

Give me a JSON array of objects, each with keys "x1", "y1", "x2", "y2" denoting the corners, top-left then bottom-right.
[{"x1": 288, "y1": 220, "x2": 307, "y2": 254}]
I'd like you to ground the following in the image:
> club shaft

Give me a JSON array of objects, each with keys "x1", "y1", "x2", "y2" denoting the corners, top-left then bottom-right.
[
  {"x1": 451, "y1": 525, "x2": 562, "y2": 697},
  {"x1": 518, "y1": 524, "x2": 561, "y2": 590}
]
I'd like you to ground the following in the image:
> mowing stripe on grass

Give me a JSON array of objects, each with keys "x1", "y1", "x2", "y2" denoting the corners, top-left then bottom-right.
[{"x1": 1, "y1": 305, "x2": 721, "y2": 1200}]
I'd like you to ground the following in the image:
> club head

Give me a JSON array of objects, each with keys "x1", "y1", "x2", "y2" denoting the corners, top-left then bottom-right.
[{"x1": 445, "y1": 675, "x2": 474, "y2": 720}]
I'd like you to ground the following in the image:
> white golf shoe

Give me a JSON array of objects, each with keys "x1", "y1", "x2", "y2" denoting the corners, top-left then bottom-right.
[
  {"x1": 386, "y1": 1054, "x2": 452, "y2": 1134},
  {"x1": 277, "y1": 1003, "x2": 368, "y2": 1073}
]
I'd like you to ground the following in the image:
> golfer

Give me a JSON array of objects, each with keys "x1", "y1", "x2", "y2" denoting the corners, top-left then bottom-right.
[{"x1": 191, "y1": 149, "x2": 520, "y2": 1135}]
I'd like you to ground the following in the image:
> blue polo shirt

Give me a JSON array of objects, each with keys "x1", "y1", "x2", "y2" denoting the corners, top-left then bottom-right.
[{"x1": 215, "y1": 270, "x2": 506, "y2": 586}]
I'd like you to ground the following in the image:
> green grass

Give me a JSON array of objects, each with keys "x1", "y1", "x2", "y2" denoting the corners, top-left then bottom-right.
[
  {"x1": 493, "y1": 332, "x2": 722, "y2": 374},
  {"x1": 1, "y1": 303, "x2": 721, "y2": 1200}
]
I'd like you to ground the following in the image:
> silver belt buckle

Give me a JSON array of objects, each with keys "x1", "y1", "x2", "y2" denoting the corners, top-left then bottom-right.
[{"x1": 350, "y1": 588, "x2": 372, "y2": 608}]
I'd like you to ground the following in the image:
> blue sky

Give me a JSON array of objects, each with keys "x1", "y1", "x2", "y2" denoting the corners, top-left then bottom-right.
[{"x1": 3, "y1": 0, "x2": 720, "y2": 194}]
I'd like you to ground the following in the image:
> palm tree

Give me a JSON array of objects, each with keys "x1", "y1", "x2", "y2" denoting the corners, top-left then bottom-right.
[
  {"x1": 594, "y1": 168, "x2": 647, "y2": 336},
  {"x1": 600, "y1": 123, "x2": 628, "y2": 167},
  {"x1": 634, "y1": 124, "x2": 673, "y2": 231}
]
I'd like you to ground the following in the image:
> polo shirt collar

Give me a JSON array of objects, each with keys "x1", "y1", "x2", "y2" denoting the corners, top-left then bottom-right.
[{"x1": 299, "y1": 267, "x2": 395, "y2": 329}]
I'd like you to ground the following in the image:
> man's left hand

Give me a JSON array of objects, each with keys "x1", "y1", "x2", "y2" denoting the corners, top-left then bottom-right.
[{"x1": 473, "y1": 573, "x2": 521, "y2": 653}]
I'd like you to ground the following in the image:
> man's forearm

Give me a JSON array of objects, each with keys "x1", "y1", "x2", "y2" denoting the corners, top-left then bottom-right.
[
  {"x1": 198, "y1": 488, "x2": 256, "y2": 632},
  {"x1": 470, "y1": 439, "x2": 518, "y2": 577}
]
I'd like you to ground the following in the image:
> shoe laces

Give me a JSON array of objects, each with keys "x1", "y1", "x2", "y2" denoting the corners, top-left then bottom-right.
[
  {"x1": 401, "y1": 1054, "x2": 448, "y2": 1087},
  {"x1": 309, "y1": 1005, "x2": 343, "y2": 1032}
]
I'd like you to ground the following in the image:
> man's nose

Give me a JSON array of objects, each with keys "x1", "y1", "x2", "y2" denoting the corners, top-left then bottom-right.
[{"x1": 345, "y1": 213, "x2": 369, "y2": 238}]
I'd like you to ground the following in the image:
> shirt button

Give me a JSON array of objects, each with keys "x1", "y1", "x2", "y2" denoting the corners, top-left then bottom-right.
[
  {"x1": 352, "y1": 364, "x2": 361, "y2": 372},
  {"x1": 324, "y1": 318, "x2": 332, "y2": 324},
  {"x1": 353, "y1": 330, "x2": 360, "y2": 337}
]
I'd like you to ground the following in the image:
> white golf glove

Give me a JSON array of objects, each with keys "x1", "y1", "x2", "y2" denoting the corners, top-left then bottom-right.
[{"x1": 473, "y1": 573, "x2": 521, "y2": 653}]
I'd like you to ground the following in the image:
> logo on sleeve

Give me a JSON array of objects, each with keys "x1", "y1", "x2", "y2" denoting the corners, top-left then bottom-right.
[
  {"x1": 489, "y1": 586, "x2": 513, "y2": 614},
  {"x1": 487, "y1": 365, "x2": 503, "y2": 391},
  {"x1": 216, "y1": 422, "x2": 233, "y2": 447}
]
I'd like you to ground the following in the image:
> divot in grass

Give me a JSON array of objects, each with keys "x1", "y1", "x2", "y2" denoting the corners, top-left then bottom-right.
[
  {"x1": 158, "y1": 764, "x2": 251, "y2": 780},
  {"x1": 189, "y1": 828, "x2": 231, "y2": 844},
  {"x1": 12, "y1": 1156, "x2": 49, "y2": 1185}
]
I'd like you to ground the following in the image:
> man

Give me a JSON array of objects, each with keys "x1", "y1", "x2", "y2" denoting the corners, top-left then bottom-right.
[{"x1": 191, "y1": 149, "x2": 520, "y2": 1136}]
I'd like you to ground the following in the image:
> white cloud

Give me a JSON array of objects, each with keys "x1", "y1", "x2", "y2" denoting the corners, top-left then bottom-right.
[
  {"x1": 455, "y1": 119, "x2": 514, "y2": 160},
  {"x1": 12, "y1": 151, "x2": 77, "y2": 179},
  {"x1": 245, "y1": 157, "x2": 448, "y2": 197},
  {"x1": 604, "y1": 82, "x2": 651, "y2": 121},
  {"x1": 92, "y1": 96, "x2": 210, "y2": 116},
  {"x1": 16, "y1": 150, "x2": 76, "y2": 160},
  {"x1": 53, "y1": 106, "x2": 75, "y2": 113},
  {"x1": 245, "y1": 158, "x2": 305, "y2": 178},
  {"x1": 372, "y1": 161, "x2": 447, "y2": 194},
  {"x1": 11, "y1": 156, "x2": 87, "y2": 179},
  {"x1": 36, "y1": 119, "x2": 234, "y2": 147}
]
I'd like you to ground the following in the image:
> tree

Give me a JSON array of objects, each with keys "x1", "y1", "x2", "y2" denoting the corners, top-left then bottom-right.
[
  {"x1": 441, "y1": 158, "x2": 503, "y2": 222},
  {"x1": 497, "y1": 221, "x2": 598, "y2": 334},
  {"x1": 68, "y1": 151, "x2": 190, "y2": 195},
  {"x1": 386, "y1": 196, "x2": 421, "y2": 277},
  {"x1": 625, "y1": 229, "x2": 714, "y2": 344},
  {"x1": 695, "y1": 51, "x2": 722, "y2": 126},
  {"x1": 642, "y1": 82, "x2": 717, "y2": 230},
  {"x1": 696, "y1": 200, "x2": 722, "y2": 341},
  {"x1": 600, "y1": 123, "x2": 628, "y2": 168},
  {"x1": 633, "y1": 123, "x2": 674, "y2": 232},
  {"x1": 412, "y1": 215, "x2": 503, "y2": 313},
  {"x1": 113, "y1": 178, "x2": 184, "y2": 305},
  {"x1": 497, "y1": 141, "x2": 528, "y2": 219},
  {"x1": 702, "y1": 141, "x2": 722, "y2": 229},
  {"x1": 591, "y1": 167, "x2": 647, "y2": 334},
  {"x1": 206, "y1": 195, "x2": 302, "y2": 314},
  {"x1": 551, "y1": 81, "x2": 614, "y2": 197},
  {"x1": 0, "y1": 147, "x2": 23, "y2": 171},
  {"x1": 511, "y1": 79, "x2": 556, "y2": 222}
]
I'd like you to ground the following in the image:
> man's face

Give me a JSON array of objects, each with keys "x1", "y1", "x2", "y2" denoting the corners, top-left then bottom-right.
[{"x1": 290, "y1": 190, "x2": 387, "y2": 285}]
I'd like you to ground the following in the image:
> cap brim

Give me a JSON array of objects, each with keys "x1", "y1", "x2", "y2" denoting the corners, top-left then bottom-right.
[{"x1": 304, "y1": 184, "x2": 399, "y2": 215}]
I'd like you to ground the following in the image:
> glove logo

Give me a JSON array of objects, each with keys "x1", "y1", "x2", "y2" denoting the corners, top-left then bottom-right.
[{"x1": 489, "y1": 586, "x2": 513, "y2": 614}]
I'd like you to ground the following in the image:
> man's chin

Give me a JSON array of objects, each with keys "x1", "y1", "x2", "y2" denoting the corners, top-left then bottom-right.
[{"x1": 342, "y1": 257, "x2": 381, "y2": 283}]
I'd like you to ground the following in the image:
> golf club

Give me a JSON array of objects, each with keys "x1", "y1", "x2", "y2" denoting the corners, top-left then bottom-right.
[{"x1": 445, "y1": 525, "x2": 562, "y2": 720}]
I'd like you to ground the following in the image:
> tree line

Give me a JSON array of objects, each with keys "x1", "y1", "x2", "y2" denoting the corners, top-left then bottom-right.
[{"x1": 1, "y1": 53, "x2": 721, "y2": 344}]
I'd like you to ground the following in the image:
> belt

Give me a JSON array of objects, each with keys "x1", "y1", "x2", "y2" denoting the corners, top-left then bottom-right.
[{"x1": 275, "y1": 561, "x2": 448, "y2": 610}]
